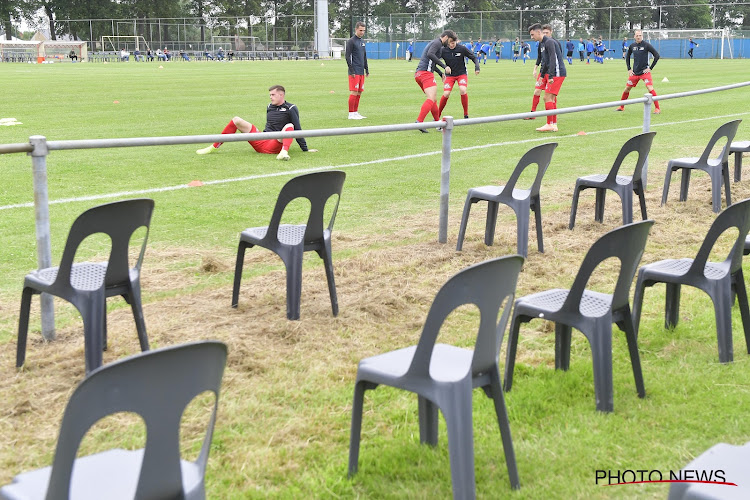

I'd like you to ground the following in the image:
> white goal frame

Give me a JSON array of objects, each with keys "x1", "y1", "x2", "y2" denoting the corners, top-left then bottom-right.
[
  {"x1": 101, "y1": 35, "x2": 149, "y2": 53},
  {"x1": 642, "y1": 28, "x2": 733, "y2": 59},
  {"x1": 210, "y1": 35, "x2": 260, "y2": 53}
]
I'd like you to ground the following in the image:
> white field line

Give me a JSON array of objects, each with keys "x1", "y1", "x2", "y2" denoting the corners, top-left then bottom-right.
[{"x1": 1, "y1": 111, "x2": 748, "y2": 212}]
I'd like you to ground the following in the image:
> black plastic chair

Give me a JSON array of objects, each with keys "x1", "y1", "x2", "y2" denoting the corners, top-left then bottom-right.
[
  {"x1": 661, "y1": 120, "x2": 741, "y2": 213},
  {"x1": 349, "y1": 256, "x2": 524, "y2": 498},
  {"x1": 632, "y1": 198, "x2": 750, "y2": 363},
  {"x1": 232, "y1": 171, "x2": 346, "y2": 320},
  {"x1": 504, "y1": 220, "x2": 654, "y2": 412},
  {"x1": 456, "y1": 143, "x2": 557, "y2": 257},
  {"x1": 668, "y1": 441, "x2": 750, "y2": 499},
  {"x1": 730, "y1": 141, "x2": 750, "y2": 182},
  {"x1": 0, "y1": 340, "x2": 227, "y2": 500},
  {"x1": 17, "y1": 199, "x2": 154, "y2": 374},
  {"x1": 569, "y1": 132, "x2": 656, "y2": 229}
]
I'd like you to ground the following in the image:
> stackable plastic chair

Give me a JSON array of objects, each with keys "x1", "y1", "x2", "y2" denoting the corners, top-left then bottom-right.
[
  {"x1": 504, "y1": 221, "x2": 654, "y2": 413},
  {"x1": 0, "y1": 340, "x2": 228, "y2": 500},
  {"x1": 232, "y1": 171, "x2": 345, "y2": 320},
  {"x1": 569, "y1": 132, "x2": 655, "y2": 229},
  {"x1": 349, "y1": 256, "x2": 524, "y2": 498},
  {"x1": 668, "y1": 441, "x2": 750, "y2": 499},
  {"x1": 730, "y1": 140, "x2": 750, "y2": 182},
  {"x1": 17, "y1": 199, "x2": 154, "y2": 374},
  {"x1": 661, "y1": 120, "x2": 741, "y2": 213},
  {"x1": 456, "y1": 143, "x2": 557, "y2": 257},
  {"x1": 632, "y1": 198, "x2": 750, "y2": 363}
]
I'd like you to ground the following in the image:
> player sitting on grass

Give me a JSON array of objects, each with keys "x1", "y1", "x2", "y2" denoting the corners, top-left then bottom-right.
[
  {"x1": 196, "y1": 85, "x2": 317, "y2": 160},
  {"x1": 616, "y1": 30, "x2": 661, "y2": 114}
]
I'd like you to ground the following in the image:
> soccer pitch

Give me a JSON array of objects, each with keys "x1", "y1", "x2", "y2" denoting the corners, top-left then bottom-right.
[{"x1": 1, "y1": 58, "x2": 750, "y2": 497}]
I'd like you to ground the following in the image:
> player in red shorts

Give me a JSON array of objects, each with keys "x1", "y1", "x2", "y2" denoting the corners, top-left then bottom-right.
[
  {"x1": 346, "y1": 21, "x2": 369, "y2": 119},
  {"x1": 526, "y1": 25, "x2": 553, "y2": 119},
  {"x1": 529, "y1": 23, "x2": 566, "y2": 132},
  {"x1": 439, "y1": 38, "x2": 480, "y2": 119},
  {"x1": 616, "y1": 30, "x2": 661, "y2": 114},
  {"x1": 413, "y1": 30, "x2": 457, "y2": 132},
  {"x1": 196, "y1": 85, "x2": 317, "y2": 160}
]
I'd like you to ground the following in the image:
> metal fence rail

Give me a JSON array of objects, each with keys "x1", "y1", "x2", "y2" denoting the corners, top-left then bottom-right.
[{"x1": 1, "y1": 80, "x2": 749, "y2": 340}]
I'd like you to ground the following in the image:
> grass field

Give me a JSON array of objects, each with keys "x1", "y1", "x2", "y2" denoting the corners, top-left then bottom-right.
[{"x1": 1, "y1": 56, "x2": 750, "y2": 498}]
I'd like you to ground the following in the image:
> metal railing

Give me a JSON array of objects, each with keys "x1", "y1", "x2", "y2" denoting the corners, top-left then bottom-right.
[{"x1": 1, "y1": 80, "x2": 749, "y2": 340}]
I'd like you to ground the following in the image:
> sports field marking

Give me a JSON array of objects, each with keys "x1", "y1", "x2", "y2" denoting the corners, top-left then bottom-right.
[{"x1": 1, "y1": 110, "x2": 748, "y2": 212}]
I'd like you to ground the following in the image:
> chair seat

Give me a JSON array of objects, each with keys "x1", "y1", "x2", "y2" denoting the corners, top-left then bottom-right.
[
  {"x1": 670, "y1": 157, "x2": 723, "y2": 168},
  {"x1": 578, "y1": 174, "x2": 633, "y2": 186},
  {"x1": 25, "y1": 262, "x2": 108, "y2": 292},
  {"x1": 359, "y1": 344, "x2": 474, "y2": 383},
  {"x1": 470, "y1": 185, "x2": 531, "y2": 201},
  {"x1": 641, "y1": 258, "x2": 728, "y2": 280},
  {"x1": 242, "y1": 224, "x2": 306, "y2": 245},
  {"x1": 730, "y1": 141, "x2": 750, "y2": 153},
  {"x1": 668, "y1": 441, "x2": 750, "y2": 500},
  {"x1": 0, "y1": 449, "x2": 203, "y2": 500},
  {"x1": 517, "y1": 288, "x2": 613, "y2": 318}
]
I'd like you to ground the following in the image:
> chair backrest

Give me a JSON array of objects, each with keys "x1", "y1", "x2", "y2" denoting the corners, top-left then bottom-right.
[
  {"x1": 563, "y1": 220, "x2": 654, "y2": 314},
  {"x1": 45, "y1": 340, "x2": 228, "y2": 500},
  {"x1": 266, "y1": 171, "x2": 346, "y2": 244},
  {"x1": 690, "y1": 198, "x2": 750, "y2": 277},
  {"x1": 56, "y1": 199, "x2": 154, "y2": 289},
  {"x1": 407, "y1": 255, "x2": 524, "y2": 379},
  {"x1": 501, "y1": 142, "x2": 557, "y2": 198},
  {"x1": 696, "y1": 119, "x2": 742, "y2": 164},
  {"x1": 606, "y1": 132, "x2": 656, "y2": 183}
]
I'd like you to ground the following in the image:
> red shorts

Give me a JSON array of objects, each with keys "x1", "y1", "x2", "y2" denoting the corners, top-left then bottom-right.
[
  {"x1": 535, "y1": 74, "x2": 548, "y2": 90},
  {"x1": 415, "y1": 71, "x2": 437, "y2": 91},
  {"x1": 545, "y1": 75, "x2": 565, "y2": 95},
  {"x1": 443, "y1": 74, "x2": 469, "y2": 91},
  {"x1": 248, "y1": 124, "x2": 287, "y2": 154},
  {"x1": 349, "y1": 74, "x2": 365, "y2": 92},
  {"x1": 627, "y1": 73, "x2": 653, "y2": 87}
]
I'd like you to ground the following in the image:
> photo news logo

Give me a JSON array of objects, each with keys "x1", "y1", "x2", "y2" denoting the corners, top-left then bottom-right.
[{"x1": 595, "y1": 469, "x2": 737, "y2": 487}]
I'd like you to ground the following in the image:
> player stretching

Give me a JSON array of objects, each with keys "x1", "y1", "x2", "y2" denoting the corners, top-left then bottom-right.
[
  {"x1": 688, "y1": 38, "x2": 699, "y2": 59},
  {"x1": 439, "y1": 38, "x2": 480, "y2": 119},
  {"x1": 529, "y1": 23, "x2": 566, "y2": 132},
  {"x1": 525, "y1": 25, "x2": 553, "y2": 119},
  {"x1": 414, "y1": 30, "x2": 456, "y2": 133},
  {"x1": 196, "y1": 85, "x2": 316, "y2": 160},
  {"x1": 616, "y1": 30, "x2": 661, "y2": 114},
  {"x1": 346, "y1": 21, "x2": 369, "y2": 119}
]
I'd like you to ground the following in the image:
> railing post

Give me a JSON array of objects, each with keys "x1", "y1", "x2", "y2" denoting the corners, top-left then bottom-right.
[
  {"x1": 29, "y1": 135, "x2": 55, "y2": 340},
  {"x1": 642, "y1": 93, "x2": 653, "y2": 189},
  {"x1": 439, "y1": 116, "x2": 454, "y2": 244}
]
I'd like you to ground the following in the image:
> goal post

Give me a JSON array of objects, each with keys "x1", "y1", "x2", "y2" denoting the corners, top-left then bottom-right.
[
  {"x1": 101, "y1": 35, "x2": 150, "y2": 53},
  {"x1": 642, "y1": 28, "x2": 732, "y2": 59}
]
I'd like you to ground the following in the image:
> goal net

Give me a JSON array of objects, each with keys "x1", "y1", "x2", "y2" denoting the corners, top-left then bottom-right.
[
  {"x1": 42, "y1": 40, "x2": 88, "y2": 62},
  {"x1": 101, "y1": 35, "x2": 149, "y2": 53},
  {"x1": 209, "y1": 35, "x2": 261, "y2": 53},
  {"x1": 0, "y1": 40, "x2": 42, "y2": 62},
  {"x1": 642, "y1": 28, "x2": 733, "y2": 59}
]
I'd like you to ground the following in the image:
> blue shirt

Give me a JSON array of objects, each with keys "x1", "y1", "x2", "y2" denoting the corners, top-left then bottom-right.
[
  {"x1": 566, "y1": 41, "x2": 575, "y2": 52},
  {"x1": 480, "y1": 43, "x2": 490, "y2": 53},
  {"x1": 578, "y1": 42, "x2": 585, "y2": 51},
  {"x1": 586, "y1": 42, "x2": 594, "y2": 52}
]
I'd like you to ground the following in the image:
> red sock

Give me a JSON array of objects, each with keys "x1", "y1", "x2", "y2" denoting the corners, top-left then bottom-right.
[
  {"x1": 431, "y1": 101, "x2": 440, "y2": 121},
  {"x1": 348, "y1": 95, "x2": 356, "y2": 113},
  {"x1": 355, "y1": 94, "x2": 361, "y2": 111},
  {"x1": 418, "y1": 99, "x2": 434, "y2": 122},
  {"x1": 545, "y1": 101, "x2": 556, "y2": 125},
  {"x1": 438, "y1": 96, "x2": 449, "y2": 115},
  {"x1": 282, "y1": 124, "x2": 294, "y2": 151},
  {"x1": 460, "y1": 94, "x2": 469, "y2": 116},
  {"x1": 650, "y1": 89, "x2": 660, "y2": 110},
  {"x1": 620, "y1": 91, "x2": 629, "y2": 102},
  {"x1": 213, "y1": 120, "x2": 237, "y2": 148},
  {"x1": 531, "y1": 94, "x2": 540, "y2": 112}
]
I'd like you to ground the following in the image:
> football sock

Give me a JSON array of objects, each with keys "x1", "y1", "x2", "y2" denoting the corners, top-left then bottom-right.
[
  {"x1": 430, "y1": 101, "x2": 440, "y2": 121},
  {"x1": 282, "y1": 124, "x2": 294, "y2": 151},
  {"x1": 531, "y1": 95, "x2": 540, "y2": 112},
  {"x1": 438, "y1": 96, "x2": 449, "y2": 116},
  {"x1": 545, "y1": 101, "x2": 556, "y2": 125},
  {"x1": 650, "y1": 90, "x2": 660, "y2": 110},
  {"x1": 418, "y1": 99, "x2": 434, "y2": 122},
  {"x1": 354, "y1": 94, "x2": 361, "y2": 111},
  {"x1": 461, "y1": 94, "x2": 469, "y2": 116},
  {"x1": 620, "y1": 91, "x2": 629, "y2": 102},
  {"x1": 213, "y1": 120, "x2": 237, "y2": 148},
  {"x1": 348, "y1": 95, "x2": 357, "y2": 113}
]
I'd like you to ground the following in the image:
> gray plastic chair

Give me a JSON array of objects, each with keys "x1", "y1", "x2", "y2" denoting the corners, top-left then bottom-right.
[
  {"x1": 232, "y1": 171, "x2": 345, "y2": 320},
  {"x1": 17, "y1": 199, "x2": 154, "y2": 374},
  {"x1": 348, "y1": 256, "x2": 524, "y2": 499},
  {"x1": 0, "y1": 340, "x2": 228, "y2": 500},
  {"x1": 632, "y1": 198, "x2": 750, "y2": 363},
  {"x1": 456, "y1": 143, "x2": 557, "y2": 257},
  {"x1": 504, "y1": 220, "x2": 654, "y2": 413},
  {"x1": 730, "y1": 140, "x2": 750, "y2": 182},
  {"x1": 668, "y1": 441, "x2": 750, "y2": 499},
  {"x1": 569, "y1": 132, "x2": 656, "y2": 229},
  {"x1": 661, "y1": 120, "x2": 741, "y2": 213}
]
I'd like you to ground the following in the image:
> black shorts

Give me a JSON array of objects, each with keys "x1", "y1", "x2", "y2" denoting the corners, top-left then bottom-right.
[{"x1": 566, "y1": 51, "x2": 573, "y2": 57}]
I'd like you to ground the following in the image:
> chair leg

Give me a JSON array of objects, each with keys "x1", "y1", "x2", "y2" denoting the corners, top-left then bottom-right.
[
  {"x1": 620, "y1": 188, "x2": 633, "y2": 225},
  {"x1": 231, "y1": 242, "x2": 249, "y2": 308},
  {"x1": 456, "y1": 195, "x2": 475, "y2": 251},
  {"x1": 319, "y1": 237, "x2": 339, "y2": 317},
  {"x1": 485, "y1": 201, "x2": 499, "y2": 246},
  {"x1": 665, "y1": 283, "x2": 681, "y2": 329},
  {"x1": 588, "y1": 327, "x2": 614, "y2": 413},
  {"x1": 734, "y1": 270, "x2": 750, "y2": 355},
  {"x1": 713, "y1": 285, "x2": 734, "y2": 363},
  {"x1": 283, "y1": 249, "x2": 304, "y2": 320},
  {"x1": 532, "y1": 196, "x2": 544, "y2": 253},
  {"x1": 348, "y1": 380, "x2": 372, "y2": 477},
  {"x1": 418, "y1": 395, "x2": 439, "y2": 446},
  {"x1": 594, "y1": 188, "x2": 606, "y2": 223},
  {"x1": 515, "y1": 206, "x2": 530, "y2": 258},
  {"x1": 128, "y1": 282, "x2": 150, "y2": 352},
  {"x1": 488, "y1": 368, "x2": 520, "y2": 490},
  {"x1": 503, "y1": 314, "x2": 523, "y2": 392},
  {"x1": 722, "y1": 162, "x2": 732, "y2": 208},
  {"x1": 102, "y1": 305, "x2": 108, "y2": 352},
  {"x1": 632, "y1": 272, "x2": 648, "y2": 338},
  {"x1": 17, "y1": 288, "x2": 34, "y2": 368},
  {"x1": 619, "y1": 309, "x2": 646, "y2": 399},
  {"x1": 554, "y1": 323, "x2": 572, "y2": 371},
  {"x1": 569, "y1": 185, "x2": 582, "y2": 230},
  {"x1": 442, "y1": 387, "x2": 477, "y2": 500},
  {"x1": 635, "y1": 181, "x2": 648, "y2": 220},
  {"x1": 734, "y1": 152, "x2": 743, "y2": 182},
  {"x1": 661, "y1": 167, "x2": 673, "y2": 206},
  {"x1": 80, "y1": 294, "x2": 106, "y2": 375},
  {"x1": 709, "y1": 168, "x2": 723, "y2": 214},
  {"x1": 679, "y1": 169, "x2": 691, "y2": 202}
]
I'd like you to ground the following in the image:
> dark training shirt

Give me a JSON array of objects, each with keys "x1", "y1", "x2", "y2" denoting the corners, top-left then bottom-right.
[
  {"x1": 416, "y1": 38, "x2": 447, "y2": 77},
  {"x1": 264, "y1": 101, "x2": 308, "y2": 151},
  {"x1": 626, "y1": 41, "x2": 660, "y2": 76},
  {"x1": 345, "y1": 35, "x2": 369, "y2": 76},
  {"x1": 441, "y1": 44, "x2": 479, "y2": 77}
]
